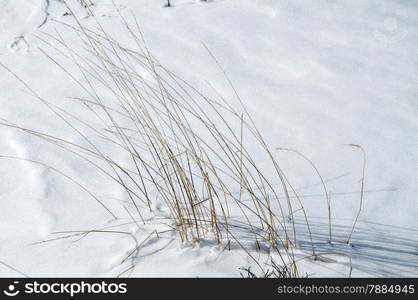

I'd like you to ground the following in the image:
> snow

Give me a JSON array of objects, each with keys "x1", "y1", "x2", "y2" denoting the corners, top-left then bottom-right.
[{"x1": 0, "y1": 0, "x2": 417, "y2": 277}]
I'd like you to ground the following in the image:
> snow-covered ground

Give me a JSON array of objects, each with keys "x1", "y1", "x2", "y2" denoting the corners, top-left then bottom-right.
[{"x1": 0, "y1": 0, "x2": 417, "y2": 277}]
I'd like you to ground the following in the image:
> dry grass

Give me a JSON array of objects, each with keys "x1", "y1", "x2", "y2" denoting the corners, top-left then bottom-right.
[{"x1": 0, "y1": 3, "x2": 365, "y2": 277}]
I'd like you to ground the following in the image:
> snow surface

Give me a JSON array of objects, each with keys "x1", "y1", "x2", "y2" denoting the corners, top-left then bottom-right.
[{"x1": 0, "y1": 0, "x2": 417, "y2": 277}]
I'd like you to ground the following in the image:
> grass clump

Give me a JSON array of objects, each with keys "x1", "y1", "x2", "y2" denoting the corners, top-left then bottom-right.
[{"x1": 0, "y1": 3, "x2": 343, "y2": 278}]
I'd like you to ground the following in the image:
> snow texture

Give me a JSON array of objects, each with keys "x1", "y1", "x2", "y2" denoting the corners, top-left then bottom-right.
[{"x1": 0, "y1": 0, "x2": 417, "y2": 277}]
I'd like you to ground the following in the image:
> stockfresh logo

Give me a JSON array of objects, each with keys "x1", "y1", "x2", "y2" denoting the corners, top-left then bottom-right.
[
  {"x1": 3, "y1": 280, "x2": 127, "y2": 297},
  {"x1": 3, "y1": 281, "x2": 20, "y2": 297}
]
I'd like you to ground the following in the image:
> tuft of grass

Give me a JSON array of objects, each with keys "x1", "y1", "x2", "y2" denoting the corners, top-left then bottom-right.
[{"x1": 0, "y1": 2, "x2": 359, "y2": 277}]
